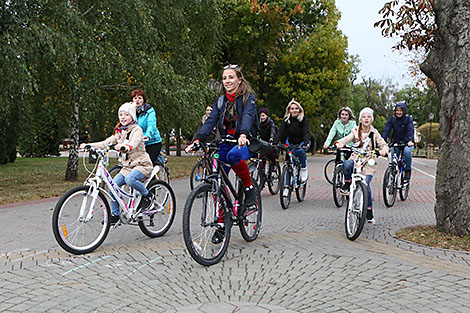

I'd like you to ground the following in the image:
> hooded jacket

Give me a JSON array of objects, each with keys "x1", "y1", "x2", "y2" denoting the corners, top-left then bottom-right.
[
  {"x1": 136, "y1": 103, "x2": 162, "y2": 145},
  {"x1": 382, "y1": 102, "x2": 414, "y2": 143},
  {"x1": 259, "y1": 116, "x2": 277, "y2": 142},
  {"x1": 323, "y1": 119, "x2": 357, "y2": 147}
]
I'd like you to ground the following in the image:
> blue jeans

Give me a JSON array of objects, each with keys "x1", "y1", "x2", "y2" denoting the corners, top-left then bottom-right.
[
  {"x1": 110, "y1": 169, "x2": 148, "y2": 216},
  {"x1": 291, "y1": 141, "x2": 310, "y2": 168},
  {"x1": 342, "y1": 160, "x2": 373, "y2": 208},
  {"x1": 393, "y1": 146, "x2": 413, "y2": 171}
]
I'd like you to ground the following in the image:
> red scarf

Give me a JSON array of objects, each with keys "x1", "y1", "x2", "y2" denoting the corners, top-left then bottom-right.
[{"x1": 226, "y1": 91, "x2": 236, "y2": 103}]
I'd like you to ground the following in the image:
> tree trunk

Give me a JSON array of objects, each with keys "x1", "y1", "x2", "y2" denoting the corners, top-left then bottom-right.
[
  {"x1": 65, "y1": 98, "x2": 79, "y2": 181},
  {"x1": 420, "y1": 0, "x2": 470, "y2": 235}
]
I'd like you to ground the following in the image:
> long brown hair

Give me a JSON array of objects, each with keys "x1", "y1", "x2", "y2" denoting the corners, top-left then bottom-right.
[{"x1": 223, "y1": 65, "x2": 255, "y2": 107}]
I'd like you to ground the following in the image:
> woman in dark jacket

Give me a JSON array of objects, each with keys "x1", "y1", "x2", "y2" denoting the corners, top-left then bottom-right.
[{"x1": 277, "y1": 99, "x2": 310, "y2": 182}]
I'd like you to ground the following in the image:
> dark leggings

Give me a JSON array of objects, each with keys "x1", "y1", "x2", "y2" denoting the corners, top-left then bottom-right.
[{"x1": 146, "y1": 142, "x2": 162, "y2": 166}]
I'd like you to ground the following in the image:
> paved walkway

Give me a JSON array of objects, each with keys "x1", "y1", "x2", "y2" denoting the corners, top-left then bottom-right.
[{"x1": 1, "y1": 155, "x2": 469, "y2": 312}]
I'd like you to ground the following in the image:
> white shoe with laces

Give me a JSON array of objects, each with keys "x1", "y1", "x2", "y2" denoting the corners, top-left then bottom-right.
[
  {"x1": 367, "y1": 218, "x2": 376, "y2": 225},
  {"x1": 300, "y1": 168, "x2": 308, "y2": 182}
]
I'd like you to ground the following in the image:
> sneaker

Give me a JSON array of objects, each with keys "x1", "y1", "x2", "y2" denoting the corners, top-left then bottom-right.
[
  {"x1": 341, "y1": 181, "x2": 351, "y2": 194},
  {"x1": 140, "y1": 192, "x2": 155, "y2": 210},
  {"x1": 109, "y1": 215, "x2": 120, "y2": 226},
  {"x1": 403, "y1": 170, "x2": 411, "y2": 183},
  {"x1": 367, "y1": 218, "x2": 376, "y2": 224},
  {"x1": 244, "y1": 185, "x2": 257, "y2": 208},
  {"x1": 300, "y1": 168, "x2": 308, "y2": 182},
  {"x1": 211, "y1": 226, "x2": 225, "y2": 244}
]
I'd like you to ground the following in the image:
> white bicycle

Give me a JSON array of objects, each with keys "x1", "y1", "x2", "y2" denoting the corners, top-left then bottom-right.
[{"x1": 52, "y1": 146, "x2": 176, "y2": 254}]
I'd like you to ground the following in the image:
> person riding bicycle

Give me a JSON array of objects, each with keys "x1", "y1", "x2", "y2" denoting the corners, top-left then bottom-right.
[
  {"x1": 381, "y1": 101, "x2": 415, "y2": 183},
  {"x1": 259, "y1": 107, "x2": 279, "y2": 164},
  {"x1": 323, "y1": 106, "x2": 356, "y2": 150},
  {"x1": 335, "y1": 107, "x2": 388, "y2": 224},
  {"x1": 276, "y1": 99, "x2": 311, "y2": 183},
  {"x1": 131, "y1": 89, "x2": 163, "y2": 166},
  {"x1": 185, "y1": 65, "x2": 258, "y2": 209},
  {"x1": 80, "y1": 102, "x2": 154, "y2": 225}
]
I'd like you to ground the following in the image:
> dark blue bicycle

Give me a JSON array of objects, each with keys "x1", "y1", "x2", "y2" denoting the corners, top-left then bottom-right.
[{"x1": 382, "y1": 142, "x2": 410, "y2": 207}]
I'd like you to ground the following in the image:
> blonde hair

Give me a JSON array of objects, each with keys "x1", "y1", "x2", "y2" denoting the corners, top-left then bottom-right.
[{"x1": 283, "y1": 99, "x2": 304, "y2": 123}]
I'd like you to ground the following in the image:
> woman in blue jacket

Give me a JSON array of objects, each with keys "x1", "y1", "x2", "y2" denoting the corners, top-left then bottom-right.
[{"x1": 131, "y1": 89, "x2": 162, "y2": 165}]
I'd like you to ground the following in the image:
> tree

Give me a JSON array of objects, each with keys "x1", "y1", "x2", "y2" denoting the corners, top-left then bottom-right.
[{"x1": 377, "y1": 0, "x2": 470, "y2": 236}]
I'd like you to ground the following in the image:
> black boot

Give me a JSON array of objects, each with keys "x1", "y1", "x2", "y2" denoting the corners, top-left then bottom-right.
[
  {"x1": 140, "y1": 192, "x2": 155, "y2": 210},
  {"x1": 244, "y1": 185, "x2": 257, "y2": 208},
  {"x1": 404, "y1": 170, "x2": 411, "y2": 183}
]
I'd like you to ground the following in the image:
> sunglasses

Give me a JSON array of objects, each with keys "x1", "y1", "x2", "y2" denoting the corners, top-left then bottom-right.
[{"x1": 223, "y1": 64, "x2": 239, "y2": 70}]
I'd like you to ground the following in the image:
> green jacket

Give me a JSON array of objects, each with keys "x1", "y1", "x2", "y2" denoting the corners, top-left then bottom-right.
[{"x1": 323, "y1": 119, "x2": 357, "y2": 147}]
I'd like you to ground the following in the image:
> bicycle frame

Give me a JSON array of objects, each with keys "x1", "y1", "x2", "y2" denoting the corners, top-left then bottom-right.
[
  {"x1": 281, "y1": 144, "x2": 305, "y2": 189},
  {"x1": 389, "y1": 144, "x2": 406, "y2": 187}
]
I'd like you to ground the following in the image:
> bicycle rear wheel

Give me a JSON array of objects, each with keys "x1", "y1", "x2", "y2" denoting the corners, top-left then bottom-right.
[
  {"x1": 332, "y1": 166, "x2": 345, "y2": 207},
  {"x1": 156, "y1": 165, "x2": 170, "y2": 185},
  {"x1": 190, "y1": 160, "x2": 206, "y2": 190},
  {"x1": 182, "y1": 183, "x2": 231, "y2": 266},
  {"x1": 267, "y1": 160, "x2": 281, "y2": 195},
  {"x1": 295, "y1": 166, "x2": 307, "y2": 202},
  {"x1": 52, "y1": 186, "x2": 111, "y2": 254},
  {"x1": 324, "y1": 159, "x2": 335, "y2": 185},
  {"x1": 238, "y1": 182, "x2": 262, "y2": 242},
  {"x1": 399, "y1": 171, "x2": 410, "y2": 201},
  {"x1": 280, "y1": 165, "x2": 293, "y2": 209},
  {"x1": 138, "y1": 180, "x2": 176, "y2": 238},
  {"x1": 345, "y1": 181, "x2": 367, "y2": 241},
  {"x1": 383, "y1": 166, "x2": 397, "y2": 207}
]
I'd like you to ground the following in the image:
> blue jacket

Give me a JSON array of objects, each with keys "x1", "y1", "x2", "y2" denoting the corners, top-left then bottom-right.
[
  {"x1": 382, "y1": 102, "x2": 414, "y2": 143},
  {"x1": 136, "y1": 103, "x2": 162, "y2": 145},
  {"x1": 195, "y1": 93, "x2": 258, "y2": 141}
]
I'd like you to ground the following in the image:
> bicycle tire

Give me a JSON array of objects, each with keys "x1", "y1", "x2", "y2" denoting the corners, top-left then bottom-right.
[
  {"x1": 238, "y1": 181, "x2": 262, "y2": 242},
  {"x1": 248, "y1": 162, "x2": 262, "y2": 189},
  {"x1": 267, "y1": 161, "x2": 281, "y2": 195},
  {"x1": 324, "y1": 159, "x2": 335, "y2": 185},
  {"x1": 383, "y1": 166, "x2": 397, "y2": 207},
  {"x1": 189, "y1": 160, "x2": 206, "y2": 190},
  {"x1": 182, "y1": 183, "x2": 231, "y2": 266},
  {"x1": 399, "y1": 171, "x2": 410, "y2": 201},
  {"x1": 280, "y1": 165, "x2": 292, "y2": 210},
  {"x1": 138, "y1": 180, "x2": 176, "y2": 238},
  {"x1": 295, "y1": 166, "x2": 307, "y2": 202},
  {"x1": 332, "y1": 165, "x2": 345, "y2": 207},
  {"x1": 344, "y1": 181, "x2": 368, "y2": 241},
  {"x1": 52, "y1": 186, "x2": 111, "y2": 255}
]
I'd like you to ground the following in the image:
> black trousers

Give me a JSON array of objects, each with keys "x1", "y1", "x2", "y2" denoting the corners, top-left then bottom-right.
[{"x1": 146, "y1": 142, "x2": 162, "y2": 166}]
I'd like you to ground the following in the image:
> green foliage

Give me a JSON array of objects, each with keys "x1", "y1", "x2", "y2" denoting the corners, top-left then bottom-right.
[{"x1": 417, "y1": 122, "x2": 440, "y2": 146}]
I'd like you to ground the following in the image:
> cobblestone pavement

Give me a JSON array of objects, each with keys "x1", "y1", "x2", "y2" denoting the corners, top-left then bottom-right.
[{"x1": 1, "y1": 155, "x2": 469, "y2": 313}]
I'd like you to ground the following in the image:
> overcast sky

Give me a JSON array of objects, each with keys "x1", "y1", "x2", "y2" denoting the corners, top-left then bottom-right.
[{"x1": 335, "y1": 0, "x2": 412, "y2": 87}]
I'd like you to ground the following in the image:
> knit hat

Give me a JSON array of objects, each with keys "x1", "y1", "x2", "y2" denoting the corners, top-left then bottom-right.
[
  {"x1": 119, "y1": 102, "x2": 137, "y2": 121},
  {"x1": 359, "y1": 107, "x2": 374, "y2": 122},
  {"x1": 259, "y1": 107, "x2": 269, "y2": 116}
]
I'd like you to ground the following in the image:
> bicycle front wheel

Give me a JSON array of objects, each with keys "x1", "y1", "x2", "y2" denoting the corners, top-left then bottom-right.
[
  {"x1": 383, "y1": 166, "x2": 397, "y2": 207},
  {"x1": 52, "y1": 186, "x2": 111, "y2": 254},
  {"x1": 190, "y1": 161, "x2": 206, "y2": 190},
  {"x1": 239, "y1": 181, "x2": 262, "y2": 242},
  {"x1": 295, "y1": 166, "x2": 307, "y2": 202},
  {"x1": 345, "y1": 181, "x2": 368, "y2": 241},
  {"x1": 267, "y1": 160, "x2": 281, "y2": 195},
  {"x1": 399, "y1": 171, "x2": 410, "y2": 201},
  {"x1": 138, "y1": 180, "x2": 176, "y2": 238},
  {"x1": 248, "y1": 161, "x2": 262, "y2": 189},
  {"x1": 280, "y1": 165, "x2": 293, "y2": 209},
  {"x1": 182, "y1": 183, "x2": 231, "y2": 266},
  {"x1": 324, "y1": 159, "x2": 335, "y2": 185},
  {"x1": 332, "y1": 166, "x2": 345, "y2": 207}
]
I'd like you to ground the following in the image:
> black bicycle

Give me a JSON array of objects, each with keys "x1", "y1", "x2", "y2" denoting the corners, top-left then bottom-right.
[
  {"x1": 182, "y1": 138, "x2": 262, "y2": 266},
  {"x1": 248, "y1": 154, "x2": 281, "y2": 195},
  {"x1": 189, "y1": 149, "x2": 210, "y2": 191},
  {"x1": 331, "y1": 147, "x2": 350, "y2": 208},
  {"x1": 278, "y1": 144, "x2": 307, "y2": 209},
  {"x1": 382, "y1": 142, "x2": 410, "y2": 207}
]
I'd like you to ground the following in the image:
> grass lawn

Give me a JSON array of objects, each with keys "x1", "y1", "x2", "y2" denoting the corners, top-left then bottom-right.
[{"x1": 0, "y1": 155, "x2": 198, "y2": 205}]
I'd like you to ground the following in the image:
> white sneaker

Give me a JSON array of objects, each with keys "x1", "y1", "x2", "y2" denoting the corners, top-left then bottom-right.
[
  {"x1": 300, "y1": 168, "x2": 308, "y2": 182},
  {"x1": 283, "y1": 188, "x2": 289, "y2": 197},
  {"x1": 367, "y1": 218, "x2": 376, "y2": 224}
]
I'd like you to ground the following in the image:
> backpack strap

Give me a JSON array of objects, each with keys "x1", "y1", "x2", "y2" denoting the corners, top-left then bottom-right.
[{"x1": 217, "y1": 95, "x2": 224, "y2": 111}]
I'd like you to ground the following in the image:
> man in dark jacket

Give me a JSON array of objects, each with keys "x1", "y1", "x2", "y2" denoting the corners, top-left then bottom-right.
[
  {"x1": 259, "y1": 107, "x2": 277, "y2": 143},
  {"x1": 382, "y1": 101, "x2": 415, "y2": 182}
]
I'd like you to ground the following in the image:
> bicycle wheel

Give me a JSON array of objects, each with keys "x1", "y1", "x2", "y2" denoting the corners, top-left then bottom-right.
[
  {"x1": 295, "y1": 166, "x2": 307, "y2": 202},
  {"x1": 383, "y1": 166, "x2": 397, "y2": 207},
  {"x1": 248, "y1": 161, "x2": 262, "y2": 188},
  {"x1": 238, "y1": 181, "x2": 262, "y2": 242},
  {"x1": 138, "y1": 180, "x2": 176, "y2": 238},
  {"x1": 52, "y1": 186, "x2": 111, "y2": 254},
  {"x1": 190, "y1": 161, "x2": 206, "y2": 190},
  {"x1": 399, "y1": 171, "x2": 410, "y2": 201},
  {"x1": 344, "y1": 181, "x2": 368, "y2": 241},
  {"x1": 267, "y1": 160, "x2": 281, "y2": 195},
  {"x1": 182, "y1": 183, "x2": 231, "y2": 266},
  {"x1": 324, "y1": 159, "x2": 335, "y2": 185},
  {"x1": 332, "y1": 166, "x2": 345, "y2": 207},
  {"x1": 280, "y1": 165, "x2": 293, "y2": 209}
]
